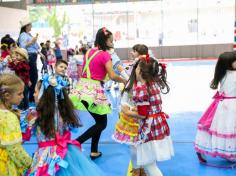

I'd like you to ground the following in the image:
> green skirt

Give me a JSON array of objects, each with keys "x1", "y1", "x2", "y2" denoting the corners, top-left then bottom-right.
[{"x1": 70, "y1": 78, "x2": 111, "y2": 115}]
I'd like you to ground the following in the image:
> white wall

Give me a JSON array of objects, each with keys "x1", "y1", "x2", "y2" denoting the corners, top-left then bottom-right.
[{"x1": 0, "y1": 6, "x2": 27, "y2": 40}]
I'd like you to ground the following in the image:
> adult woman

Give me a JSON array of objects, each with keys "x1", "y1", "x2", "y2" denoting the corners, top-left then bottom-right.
[
  {"x1": 70, "y1": 27, "x2": 126, "y2": 160},
  {"x1": 18, "y1": 16, "x2": 40, "y2": 103}
]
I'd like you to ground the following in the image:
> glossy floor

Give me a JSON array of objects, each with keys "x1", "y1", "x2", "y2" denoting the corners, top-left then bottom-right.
[{"x1": 23, "y1": 59, "x2": 235, "y2": 175}]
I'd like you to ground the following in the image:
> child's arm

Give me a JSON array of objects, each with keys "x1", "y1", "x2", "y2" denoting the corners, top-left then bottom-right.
[
  {"x1": 121, "y1": 104, "x2": 146, "y2": 119},
  {"x1": 117, "y1": 65, "x2": 129, "y2": 80},
  {"x1": 7, "y1": 59, "x2": 16, "y2": 69},
  {"x1": 111, "y1": 52, "x2": 129, "y2": 81},
  {"x1": 132, "y1": 82, "x2": 150, "y2": 118},
  {"x1": 0, "y1": 111, "x2": 32, "y2": 174},
  {"x1": 6, "y1": 143, "x2": 32, "y2": 173}
]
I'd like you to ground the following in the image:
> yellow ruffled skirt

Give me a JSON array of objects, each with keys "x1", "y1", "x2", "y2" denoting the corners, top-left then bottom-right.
[{"x1": 113, "y1": 112, "x2": 139, "y2": 145}]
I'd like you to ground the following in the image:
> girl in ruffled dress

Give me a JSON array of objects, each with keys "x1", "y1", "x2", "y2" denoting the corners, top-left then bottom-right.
[
  {"x1": 121, "y1": 56, "x2": 174, "y2": 176},
  {"x1": 21, "y1": 73, "x2": 104, "y2": 176},
  {"x1": 0, "y1": 74, "x2": 32, "y2": 176},
  {"x1": 195, "y1": 52, "x2": 236, "y2": 164},
  {"x1": 112, "y1": 55, "x2": 145, "y2": 175}
]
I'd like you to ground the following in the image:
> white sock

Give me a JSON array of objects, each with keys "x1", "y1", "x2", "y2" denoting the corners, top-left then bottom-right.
[
  {"x1": 130, "y1": 145, "x2": 138, "y2": 169},
  {"x1": 144, "y1": 162, "x2": 163, "y2": 176},
  {"x1": 120, "y1": 70, "x2": 129, "y2": 81}
]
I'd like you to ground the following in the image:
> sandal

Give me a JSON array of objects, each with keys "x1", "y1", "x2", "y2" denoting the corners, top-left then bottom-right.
[
  {"x1": 140, "y1": 167, "x2": 147, "y2": 176},
  {"x1": 90, "y1": 152, "x2": 102, "y2": 160},
  {"x1": 196, "y1": 152, "x2": 207, "y2": 163}
]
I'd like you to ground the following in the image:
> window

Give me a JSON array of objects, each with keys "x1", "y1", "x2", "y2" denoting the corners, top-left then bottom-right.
[{"x1": 28, "y1": 0, "x2": 235, "y2": 48}]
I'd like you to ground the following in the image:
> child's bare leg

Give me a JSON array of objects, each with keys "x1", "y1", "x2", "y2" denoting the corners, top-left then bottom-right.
[{"x1": 144, "y1": 162, "x2": 163, "y2": 176}]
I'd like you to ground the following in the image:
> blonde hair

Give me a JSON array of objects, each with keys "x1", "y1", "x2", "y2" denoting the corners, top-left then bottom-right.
[{"x1": 0, "y1": 74, "x2": 24, "y2": 109}]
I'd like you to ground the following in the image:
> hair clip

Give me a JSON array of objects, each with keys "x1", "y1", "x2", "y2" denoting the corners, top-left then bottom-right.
[
  {"x1": 102, "y1": 27, "x2": 108, "y2": 35},
  {"x1": 49, "y1": 76, "x2": 58, "y2": 87}
]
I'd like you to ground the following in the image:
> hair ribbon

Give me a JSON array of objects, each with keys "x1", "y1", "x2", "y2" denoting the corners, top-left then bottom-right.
[{"x1": 39, "y1": 74, "x2": 68, "y2": 99}]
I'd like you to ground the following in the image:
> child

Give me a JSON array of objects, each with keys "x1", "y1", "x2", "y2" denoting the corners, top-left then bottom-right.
[
  {"x1": 0, "y1": 74, "x2": 32, "y2": 175},
  {"x1": 21, "y1": 73, "x2": 104, "y2": 176},
  {"x1": 113, "y1": 45, "x2": 149, "y2": 175},
  {"x1": 102, "y1": 28, "x2": 128, "y2": 91},
  {"x1": 105, "y1": 42, "x2": 129, "y2": 90},
  {"x1": 130, "y1": 44, "x2": 149, "y2": 63},
  {"x1": 8, "y1": 47, "x2": 31, "y2": 110},
  {"x1": 112, "y1": 64, "x2": 144, "y2": 175},
  {"x1": 195, "y1": 52, "x2": 236, "y2": 164},
  {"x1": 45, "y1": 40, "x2": 56, "y2": 67},
  {"x1": 39, "y1": 42, "x2": 48, "y2": 74},
  {"x1": 127, "y1": 44, "x2": 149, "y2": 75},
  {"x1": 0, "y1": 56, "x2": 11, "y2": 74},
  {"x1": 54, "y1": 41, "x2": 63, "y2": 60},
  {"x1": 123, "y1": 56, "x2": 174, "y2": 176},
  {"x1": 1, "y1": 34, "x2": 15, "y2": 59},
  {"x1": 1, "y1": 43, "x2": 10, "y2": 59},
  {"x1": 67, "y1": 53, "x2": 80, "y2": 83},
  {"x1": 55, "y1": 59, "x2": 72, "y2": 94}
]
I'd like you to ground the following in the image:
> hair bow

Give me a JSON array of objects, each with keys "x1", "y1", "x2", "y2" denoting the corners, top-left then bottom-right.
[
  {"x1": 139, "y1": 54, "x2": 150, "y2": 63},
  {"x1": 41, "y1": 74, "x2": 68, "y2": 98},
  {"x1": 160, "y1": 63, "x2": 167, "y2": 70}
]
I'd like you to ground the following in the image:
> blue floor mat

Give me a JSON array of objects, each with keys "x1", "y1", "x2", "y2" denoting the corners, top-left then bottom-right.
[
  {"x1": 160, "y1": 143, "x2": 236, "y2": 176},
  {"x1": 23, "y1": 59, "x2": 235, "y2": 175},
  {"x1": 23, "y1": 111, "x2": 236, "y2": 176}
]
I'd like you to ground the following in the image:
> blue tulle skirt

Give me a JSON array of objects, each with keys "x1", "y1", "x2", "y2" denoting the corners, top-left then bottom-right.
[{"x1": 56, "y1": 145, "x2": 104, "y2": 176}]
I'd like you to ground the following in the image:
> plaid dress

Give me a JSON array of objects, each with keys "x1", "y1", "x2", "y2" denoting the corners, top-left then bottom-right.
[
  {"x1": 133, "y1": 81, "x2": 174, "y2": 165},
  {"x1": 133, "y1": 81, "x2": 170, "y2": 143}
]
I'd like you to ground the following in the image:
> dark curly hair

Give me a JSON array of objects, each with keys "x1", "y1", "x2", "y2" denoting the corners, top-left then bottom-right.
[{"x1": 124, "y1": 57, "x2": 170, "y2": 94}]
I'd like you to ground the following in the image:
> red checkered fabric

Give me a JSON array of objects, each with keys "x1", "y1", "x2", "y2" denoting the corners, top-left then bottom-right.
[
  {"x1": 133, "y1": 81, "x2": 170, "y2": 143},
  {"x1": 133, "y1": 81, "x2": 162, "y2": 115},
  {"x1": 139, "y1": 112, "x2": 170, "y2": 142}
]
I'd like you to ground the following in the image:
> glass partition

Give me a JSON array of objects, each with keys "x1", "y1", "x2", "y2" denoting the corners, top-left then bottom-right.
[{"x1": 28, "y1": 0, "x2": 235, "y2": 48}]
